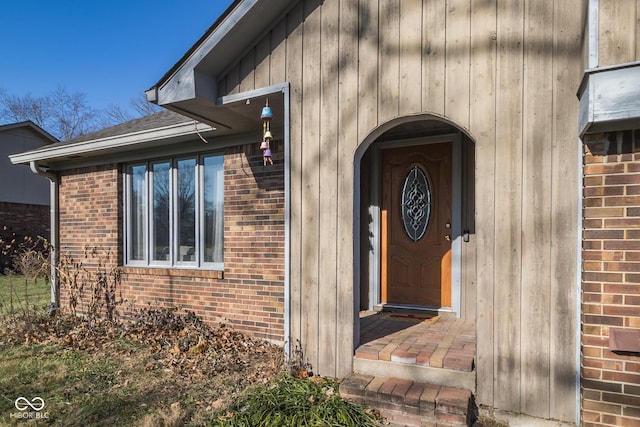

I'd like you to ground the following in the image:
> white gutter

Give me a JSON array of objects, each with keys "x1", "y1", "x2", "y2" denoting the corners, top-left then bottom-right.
[
  {"x1": 30, "y1": 161, "x2": 58, "y2": 315},
  {"x1": 9, "y1": 121, "x2": 215, "y2": 165}
]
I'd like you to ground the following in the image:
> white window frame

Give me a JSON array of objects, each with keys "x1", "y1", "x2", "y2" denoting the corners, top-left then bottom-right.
[
  {"x1": 150, "y1": 160, "x2": 172, "y2": 267},
  {"x1": 124, "y1": 153, "x2": 224, "y2": 270},
  {"x1": 173, "y1": 156, "x2": 198, "y2": 268},
  {"x1": 125, "y1": 163, "x2": 148, "y2": 267}
]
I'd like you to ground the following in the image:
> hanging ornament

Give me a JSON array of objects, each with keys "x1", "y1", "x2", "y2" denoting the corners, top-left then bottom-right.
[
  {"x1": 261, "y1": 100, "x2": 273, "y2": 121},
  {"x1": 263, "y1": 147, "x2": 273, "y2": 165},
  {"x1": 260, "y1": 99, "x2": 274, "y2": 165}
]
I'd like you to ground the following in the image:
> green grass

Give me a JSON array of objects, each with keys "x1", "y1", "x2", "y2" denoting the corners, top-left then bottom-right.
[
  {"x1": 0, "y1": 336, "x2": 215, "y2": 426},
  {"x1": 0, "y1": 344, "x2": 155, "y2": 426},
  {"x1": 0, "y1": 275, "x2": 50, "y2": 316}
]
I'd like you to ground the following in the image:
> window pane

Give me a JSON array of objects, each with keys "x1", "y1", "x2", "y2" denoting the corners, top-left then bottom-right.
[
  {"x1": 177, "y1": 158, "x2": 196, "y2": 262},
  {"x1": 129, "y1": 164, "x2": 146, "y2": 261},
  {"x1": 203, "y1": 155, "x2": 224, "y2": 263},
  {"x1": 152, "y1": 162, "x2": 170, "y2": 261}
]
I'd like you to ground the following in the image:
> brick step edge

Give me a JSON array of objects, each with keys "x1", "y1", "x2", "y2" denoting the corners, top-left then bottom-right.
[
  {"x1": 354, "y1": 346, "x2": 475, "y2": 372},
  {"x1": 339, "y1": 374, "x2": 478, "y2": 427}
]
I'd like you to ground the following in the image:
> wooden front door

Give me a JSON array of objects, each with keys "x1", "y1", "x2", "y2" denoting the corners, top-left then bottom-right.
[{"x1": 381, "y1": 143, "x2": 452, "y2": 307}]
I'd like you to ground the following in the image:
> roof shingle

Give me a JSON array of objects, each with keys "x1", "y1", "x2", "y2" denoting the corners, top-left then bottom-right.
[{"x1": 62, "y1": 109, "x2": 191, "y2": 145}]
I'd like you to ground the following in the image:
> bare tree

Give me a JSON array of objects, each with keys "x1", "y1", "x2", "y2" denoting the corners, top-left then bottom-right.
[
  {"x1": 100, "y1": 102, "x2": 135, "y2": 129},
  {"x1": 100, "y1": 93, "x2": 162, "y2": 128},
  {"x1": 48, "y1": 86, "x2": 99, "y2": 140},
  {"x1": 0, "y1": 92, "x2": 49, "y2": 131},
  {"x1": 0, "y1": 85, "x2": 98, "y2": 140},
  {"x1": 1, "y1": 87, "x2": 162, "y2": 141},
  {"x1": 129, "y1": 93, "x2": 162, "y2": 117}
]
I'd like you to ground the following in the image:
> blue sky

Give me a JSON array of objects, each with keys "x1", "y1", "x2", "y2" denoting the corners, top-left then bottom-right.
[{"x1": 0, "y1": 0, "x2": 234, "y2": 112}]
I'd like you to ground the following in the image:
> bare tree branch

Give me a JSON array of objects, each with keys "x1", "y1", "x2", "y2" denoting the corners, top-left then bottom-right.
[
  {"x1": 129, "y1": 93, "x2": 162, "y2": 117},
  {"x1": 0, "y1": 87, "x2": 163, "y2": 140}
]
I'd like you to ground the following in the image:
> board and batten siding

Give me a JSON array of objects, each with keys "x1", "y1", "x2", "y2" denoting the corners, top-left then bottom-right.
[
  {"x1": 217, "y1": 0, "x2": 583, "y2": 421},
  {"x1": 598, "y1": 0, "x2": 640, "y2": 67}
]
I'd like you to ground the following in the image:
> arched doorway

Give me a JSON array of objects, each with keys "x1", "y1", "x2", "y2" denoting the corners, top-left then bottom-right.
[{"x1": 354, "y1": 115, "x2": 476, "y2": 345}]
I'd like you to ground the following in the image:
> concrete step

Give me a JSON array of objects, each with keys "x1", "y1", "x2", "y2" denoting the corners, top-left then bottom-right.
[{"x1": 340, "y1": 374, "x2": 478, "y2": 427}]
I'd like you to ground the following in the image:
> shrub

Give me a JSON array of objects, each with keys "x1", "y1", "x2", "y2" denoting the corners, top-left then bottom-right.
[
  {"x1": 56, "y1": 246, "x2": 123, "y2": 322},
  {"x1": 209, "y1": 374, "x2": 382, "y2": 427},
  {"x1": 0, "y1": 231, "x2": 49, "y2": 276}
]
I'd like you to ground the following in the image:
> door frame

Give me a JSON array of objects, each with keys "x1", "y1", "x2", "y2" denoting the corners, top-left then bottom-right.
[{"x1": 367, "y1": 133, "x2": 462, "y2": 316}]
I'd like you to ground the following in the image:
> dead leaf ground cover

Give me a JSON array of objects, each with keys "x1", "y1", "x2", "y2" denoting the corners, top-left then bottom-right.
[
  {"x1": 0, "y1": 273, "x2": 386, "y2": 426},
  {"x1": 0, "y1": 274, "x2": 508, "y2": 427},
  {"x1": 0, "y1": 307, "x2": 284, "y2": 426},
  {"x1": 0, "y1": 307, "x2": 386, "y2": 427}
]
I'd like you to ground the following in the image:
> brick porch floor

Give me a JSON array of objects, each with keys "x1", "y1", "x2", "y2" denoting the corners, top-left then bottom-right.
[
  {"x1": 356, "y1": 311, "x2": 476, "y2": 372},
  {"x1": 342, "y1": 311, "x2": 478, "y2": 426}
]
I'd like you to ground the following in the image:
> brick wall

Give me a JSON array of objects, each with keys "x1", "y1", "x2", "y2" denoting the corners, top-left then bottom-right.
[
  {"x1": 582, "y1": 131, "x2": 640, "y2": 427},
  {"x1": 58, "y1": 165, "x2": 121, "y2": 260},
  {"x1": 0, "y1": 201, "x2": 50, "y2": 238},
  {"x1": 57, "y1": 164, "x2": 122, "y2": 318},
  {"x1": 57, "y1": 143, "x2": 285, "y2": 343}
]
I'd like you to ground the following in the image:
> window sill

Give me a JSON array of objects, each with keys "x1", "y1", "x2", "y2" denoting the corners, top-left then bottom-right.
[{"x1": 122, "y1": 266, "x2": 224, "y2": 279}]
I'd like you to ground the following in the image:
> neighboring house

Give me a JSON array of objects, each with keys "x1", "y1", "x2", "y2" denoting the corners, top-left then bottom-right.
[
  {"x1": 0, "y1": 121, "x2": 56, "y2": 240},
  {"x1": 9, "y1": 1, "x2": 640, "y2": 426}
]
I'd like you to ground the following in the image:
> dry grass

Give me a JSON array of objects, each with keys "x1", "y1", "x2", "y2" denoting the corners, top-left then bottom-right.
[
  {"x1": 0, "y1": 258, "x2": 384, "y2": 426},
  {"x1": 475, "y1": 411, "x2": 510, "y2": 426},
  {"x1": 0, "y1": 307, "x2": 386, "y2": 426},
  {"x1": 137, "y1": 402, "x2": 185, "y2": 427},
  {"x1": 0, "y1": 308, "x2": 283, "y2": 426}
]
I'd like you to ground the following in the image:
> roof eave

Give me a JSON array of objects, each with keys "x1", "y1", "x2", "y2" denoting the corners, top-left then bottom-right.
[
  {"x1": 9, "y1": 121, "x2": 215, "y2": 165},
  {"x1": 0, "y1": 120, "x2": 59, "y2": 144},
  {"x1": 145, "y1": 0, "x2": 293, "y2": 123}
]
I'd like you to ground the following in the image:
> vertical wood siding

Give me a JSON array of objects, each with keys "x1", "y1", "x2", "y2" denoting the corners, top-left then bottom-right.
[
  {"x1": 319, "y1": 0, "x2": 340, "y2": 375},
  {"x1": 551, "y1": 2, "x2": 584, "y2": 422},
  {"x1": 493, "y1": 0, "x2": 524, "y2": 412},
  {"x1": 521, "y1": 1, "x2": 553, "y2": 418},
  {"x1": 423, "y1": 0, "x2": 446, "y2": 115},
  {"x1": 219, "y1": 0, "x2": 584, "y2": 421},
  {"x1": 284, "y1": 2, "x2": 304, "y2": 371},
  {"x1": 599, "y1": 0, "x2": 639, "y2": 66},
  {"x1": 471, "y1": 0, "x2": 497, "y2": 410},
  {"x1": 336, "y1": 0, "x2": 359, "y2": 376}
]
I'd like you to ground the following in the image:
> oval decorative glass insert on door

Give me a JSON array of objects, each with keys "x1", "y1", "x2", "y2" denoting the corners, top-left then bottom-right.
[{"x1": 401, "y1": 166, "x2": 431, "y2": 242}]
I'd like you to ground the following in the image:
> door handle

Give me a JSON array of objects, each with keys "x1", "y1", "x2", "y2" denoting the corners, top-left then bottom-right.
[{"x1": 444, "y1": 234, "x2": 451, "y2": 241}]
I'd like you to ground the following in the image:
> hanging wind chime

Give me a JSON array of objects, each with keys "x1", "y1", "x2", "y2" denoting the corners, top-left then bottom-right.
[{"x1": 260, "y1": 99, "x2": 273, "y2": 165}]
